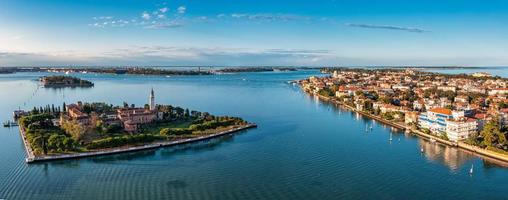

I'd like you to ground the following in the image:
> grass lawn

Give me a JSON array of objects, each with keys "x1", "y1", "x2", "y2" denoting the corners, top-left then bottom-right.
[{"x1": 139, "y1": 119, "x2": 194, "y2": 135}]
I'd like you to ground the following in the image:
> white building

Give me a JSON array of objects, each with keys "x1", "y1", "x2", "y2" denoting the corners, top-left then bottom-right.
[
  {"x1": 419, "y1": 108, "x2": 478, "y2": 142},
  {"x1": 446, "y1": 117, "x2": 478, "y2": 142},
  {"x1": 419, "y1": 108, "x2": 453, "y2": 133}
]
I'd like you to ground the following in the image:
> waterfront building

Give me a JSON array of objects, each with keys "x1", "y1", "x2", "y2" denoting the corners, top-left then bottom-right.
[
  {"x1": 445, "y1": 117, "x2": 478, "y2": 142},
  {"x1": 405, "y1": 111, "x2": 419, "y2": 125},
  {"x1": 418, "y1": 108, "x2": 453, "y2": 133}
]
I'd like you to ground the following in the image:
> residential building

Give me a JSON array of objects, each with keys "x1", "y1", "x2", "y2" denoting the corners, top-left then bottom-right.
[{"x1": 446, "y1": 117, "x2": 478, "y2": 142}]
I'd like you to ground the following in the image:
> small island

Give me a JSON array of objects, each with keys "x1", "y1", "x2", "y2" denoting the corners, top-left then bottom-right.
[
  {"x1": 17, "y1": 89, "x2": 256, "y2": 162},
  {"x1": 40, "y1": 75, "x2": 94, "y2": 88}
]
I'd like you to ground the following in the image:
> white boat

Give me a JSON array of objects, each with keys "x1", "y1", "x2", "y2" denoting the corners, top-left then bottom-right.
[{"x1": 469, "y1": 164, "x2": 474, "y2": 174}]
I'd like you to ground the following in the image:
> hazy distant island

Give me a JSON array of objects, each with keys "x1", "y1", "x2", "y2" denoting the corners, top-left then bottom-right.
[
  {"x1": 17, "y1": 89, "x2": 255, "y2": 162},
  {"x1": 2, "y1": 66, "x2": 311, "y2": 76},
  {"x1": 40, "y1": 75, "x2": 94, "y2": 88},
  {"x1": 0, "y1": 68, "x2": 15, "y2": 74},
  {"x1": 214, "y1": 67, "x2": 299, "y2": 73}
]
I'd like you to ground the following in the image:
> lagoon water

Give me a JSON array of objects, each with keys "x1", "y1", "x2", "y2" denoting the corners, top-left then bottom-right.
[{"x1": 1, "y1": 69, "x2": 508, "y2": 199}]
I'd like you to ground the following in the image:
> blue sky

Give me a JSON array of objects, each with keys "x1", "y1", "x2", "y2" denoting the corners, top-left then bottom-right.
[{"x1": 1, "y1": 0, "x2": 508, "y2": 66}]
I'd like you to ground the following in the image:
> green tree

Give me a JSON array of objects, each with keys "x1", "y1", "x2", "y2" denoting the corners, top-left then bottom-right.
[{"x1": 480, "y1": 120, "x2": 503, "y2": 148}]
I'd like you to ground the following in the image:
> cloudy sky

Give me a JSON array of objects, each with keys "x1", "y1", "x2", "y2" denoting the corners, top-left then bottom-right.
[{"x1": 1, "y1": 0, "x2": 508, "y2": 66}]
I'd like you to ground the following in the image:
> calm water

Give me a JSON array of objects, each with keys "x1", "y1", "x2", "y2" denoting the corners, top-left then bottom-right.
[{"x1": 1, "y1": 69, "x2": 508, "y2": 200}]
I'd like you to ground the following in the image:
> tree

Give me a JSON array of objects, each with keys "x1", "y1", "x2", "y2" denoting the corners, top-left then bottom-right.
[
  {"x1": 48, "y1": 134, "x2": 66, "y2": 151},
  {"x1": 62, "y1": 137, "x2": 76, "y2": 150},
  {"x1": 32, "y1": 107, "x2": 39, "y2": 114},
  {"x1": 185, "y1": 109, "x2": 190, "y2": 118},
  {"x1": 480, "y1": 120, "x2": 503, "y2": 148}
]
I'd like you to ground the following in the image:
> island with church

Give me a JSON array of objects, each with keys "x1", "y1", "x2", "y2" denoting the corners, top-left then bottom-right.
[{"x1": 16, "y1": 89, "x2": 256, "y2": 163}]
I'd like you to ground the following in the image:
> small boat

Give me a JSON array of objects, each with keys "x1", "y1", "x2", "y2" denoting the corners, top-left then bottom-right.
[
  {"x1": 469, "y1": 164, "x2": 474, "y2": 175},
  {"x1": 3, "y1": 120, "x2": 18, "y2": 127},
  {"x1": 420, "y1": 148, "x2": 424, "y2": 153}
]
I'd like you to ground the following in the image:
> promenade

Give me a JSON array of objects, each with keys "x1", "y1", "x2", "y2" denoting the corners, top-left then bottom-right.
[
  {"x1": 19, "y1": 123, "x2": 257, "y2": 163},
  {"x1": 304, "y1": 88, "x2": 508, "y2": 164}
]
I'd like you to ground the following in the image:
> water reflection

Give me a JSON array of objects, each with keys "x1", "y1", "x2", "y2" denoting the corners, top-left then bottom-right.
[{"x1": 419, "y1": 139, "x2": 474, "y2": 171}]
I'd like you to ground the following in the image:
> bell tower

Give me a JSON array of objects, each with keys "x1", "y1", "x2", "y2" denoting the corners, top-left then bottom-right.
[{"x1": 149, "y1": 88, "x2": 155, "y2": 110}]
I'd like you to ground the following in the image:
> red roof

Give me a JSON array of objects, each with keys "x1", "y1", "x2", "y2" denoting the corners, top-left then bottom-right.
[{"x1": 429, "y1": 108, "x2": 452, "y2": 115}]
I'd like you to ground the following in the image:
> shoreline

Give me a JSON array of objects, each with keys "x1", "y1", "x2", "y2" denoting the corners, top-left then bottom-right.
[
  {"x1": 19, "y1": 123, "x2": 257, "y2": 163},
  {"x1": 302, "y1": 87, "x2": 508, "y2": 164}
]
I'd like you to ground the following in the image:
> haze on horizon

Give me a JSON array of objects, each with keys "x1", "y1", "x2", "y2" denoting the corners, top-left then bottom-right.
[{"x1": 1, "y1": 0, "x2": 508, "y2": 67}]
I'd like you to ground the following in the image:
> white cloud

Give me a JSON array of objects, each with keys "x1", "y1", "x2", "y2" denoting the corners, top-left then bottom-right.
[
  {"x1": 157, "y1": 14, "x2": 166, "y2": 19},
  {"x1": 345, "y1": 23, "x2": 429, "y2": 33},
  {"x1": 159, "y1": 7, "x2": 168, "y2": 13},
  {"x1": 229, "y1": 13, "x2": 309, "y2": 22},
  {"x1": 145, "y1": 21, "x2": 183, "y2": 29},
  {"x1": 141, "y1": 12, "x2": 151, "y2": 20},
  {"x1": 177, "y1": 6, "x2": 186, "y2": 14}
]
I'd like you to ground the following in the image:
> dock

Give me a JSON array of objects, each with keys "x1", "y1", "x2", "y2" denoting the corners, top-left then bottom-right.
[{"x1": 19, "y1": 123, "x2": 257, "y2": 163}]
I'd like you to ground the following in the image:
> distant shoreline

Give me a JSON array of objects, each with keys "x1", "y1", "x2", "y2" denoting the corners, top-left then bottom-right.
[{"x1": 1, "y1": 66, "x2": 506, "y2": 77}]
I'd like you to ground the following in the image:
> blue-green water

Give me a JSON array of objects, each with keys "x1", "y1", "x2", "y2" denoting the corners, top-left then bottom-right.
[{"x1": 0, "y1": 69, "x2": 508, "y2": 200}]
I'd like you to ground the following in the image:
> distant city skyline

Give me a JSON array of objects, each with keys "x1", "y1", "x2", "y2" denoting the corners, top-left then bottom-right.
[{"x1": 1, "y1": 0, "x2": 508, "y2": 66}]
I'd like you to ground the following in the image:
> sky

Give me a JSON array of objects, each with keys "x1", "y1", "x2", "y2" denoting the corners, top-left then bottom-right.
[{"x1": 1, "y1": 0, "x2": 508, "y2": 67}]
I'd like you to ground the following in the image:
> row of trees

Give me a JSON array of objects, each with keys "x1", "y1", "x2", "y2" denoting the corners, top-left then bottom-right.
[{"x1": 31, "y1": 104, "x2": 62, "y2": 115}]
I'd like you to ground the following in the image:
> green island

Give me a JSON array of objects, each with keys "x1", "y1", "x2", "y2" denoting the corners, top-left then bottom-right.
[
  {"x1": 17, "y1": 89, "x2": 255, "y2": 161},
  {"x1": 40, "y1": 75, "x2": 94, "y2": 87}
]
